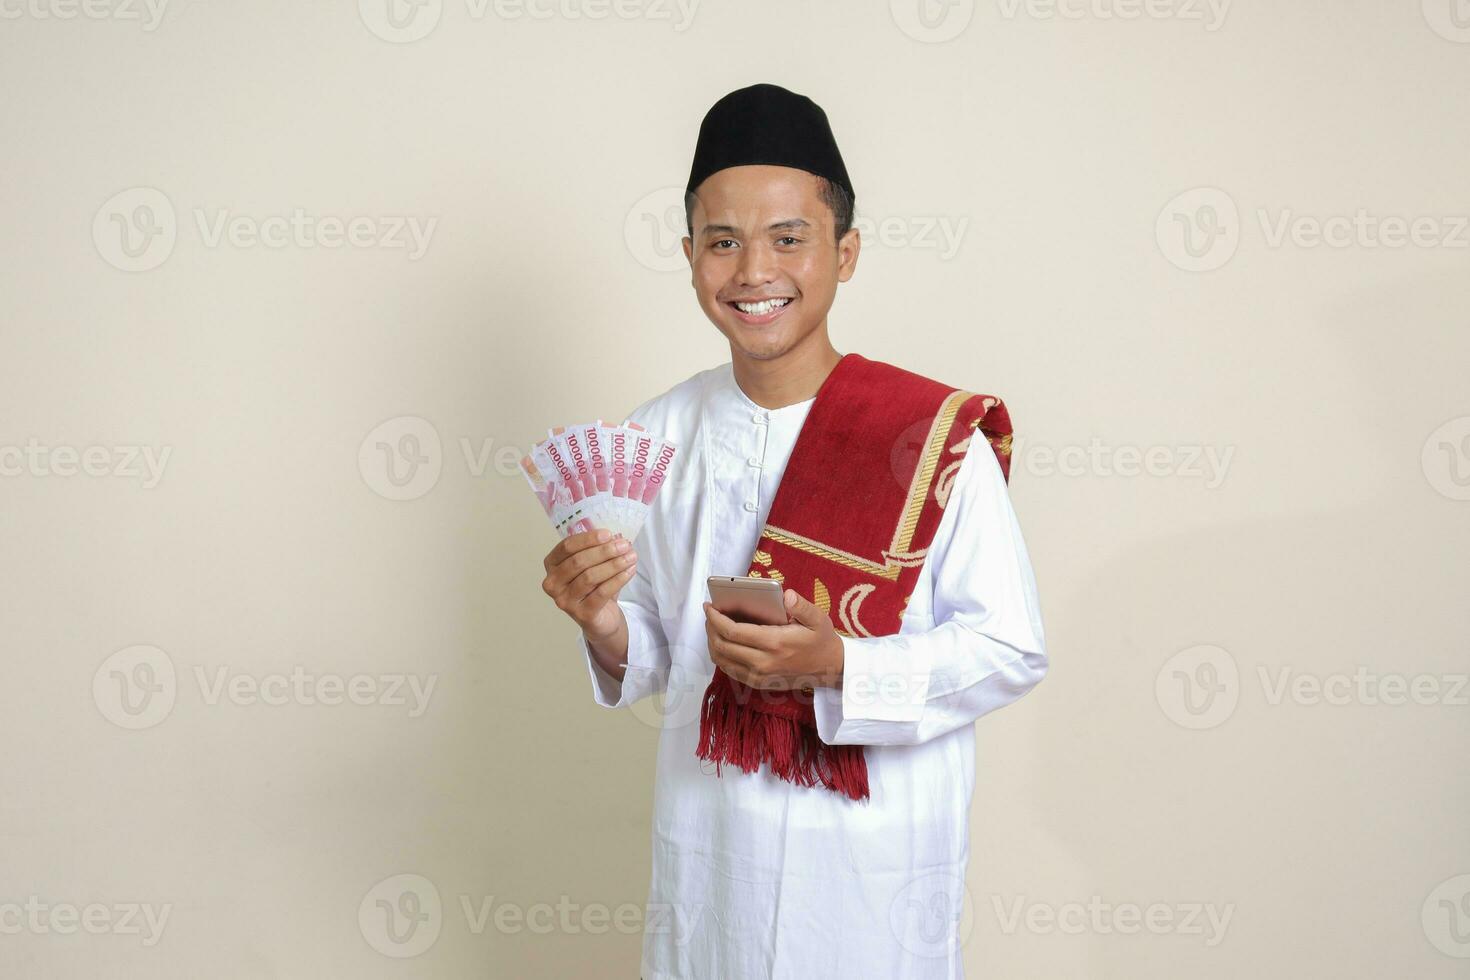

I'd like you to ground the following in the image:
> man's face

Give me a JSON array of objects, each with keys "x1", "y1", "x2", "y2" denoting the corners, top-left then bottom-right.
[{"x1": 682, "y1": 165, "x2": 860, "y2": 362}]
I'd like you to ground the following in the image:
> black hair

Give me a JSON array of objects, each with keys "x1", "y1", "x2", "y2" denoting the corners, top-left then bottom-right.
[{"x1": 684, "y1": 176, "x2": 855, "y2": 244}]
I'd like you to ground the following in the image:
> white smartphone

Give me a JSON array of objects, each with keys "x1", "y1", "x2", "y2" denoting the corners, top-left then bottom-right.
[{"x1": 706, "y1": 576, "x2": 788, "y2": 626}]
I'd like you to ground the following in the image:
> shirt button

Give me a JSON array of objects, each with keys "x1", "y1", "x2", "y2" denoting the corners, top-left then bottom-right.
[
  {"x1": 751, "y1": 412, "x2": 767, "y2": 424},
  {"x1": 746, "y1": 456, "x2": 761, "y2": 468},
  {"x1": 743, "y1": 502, "x2": 757, "y2": 512}
]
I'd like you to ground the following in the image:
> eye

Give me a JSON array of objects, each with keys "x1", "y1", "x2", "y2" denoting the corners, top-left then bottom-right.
[
  {"x1": 777, "y1": 236, "x2": 801, "y2": 246},
  {"x1": 712, "y1": 239, "x2": 737, "y2": 250}
]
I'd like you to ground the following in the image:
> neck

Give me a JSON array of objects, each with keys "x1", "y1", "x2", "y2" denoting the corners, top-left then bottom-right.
[{"x1": 729, "y1": 326, "x2": 843, "y2": 410}]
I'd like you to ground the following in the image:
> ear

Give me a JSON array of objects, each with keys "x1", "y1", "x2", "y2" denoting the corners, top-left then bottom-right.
[{"x1": 836, "y1": 225, "x2": 860, "y2": 282}]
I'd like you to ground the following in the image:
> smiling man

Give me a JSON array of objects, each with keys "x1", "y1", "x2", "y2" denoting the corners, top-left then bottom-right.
[{"x1": 539, "y1": 83, "x2": 1048, "y2": 979}]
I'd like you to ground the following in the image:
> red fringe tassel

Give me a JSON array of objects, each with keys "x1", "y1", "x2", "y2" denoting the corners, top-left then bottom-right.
[{"x1": 696, "y1": 670, "x2": 870, "y2": 803}]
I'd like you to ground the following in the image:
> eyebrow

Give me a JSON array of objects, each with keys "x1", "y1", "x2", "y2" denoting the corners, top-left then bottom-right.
[{"x1": 701, "y1": 218, "x2": 812, "y2": 237}]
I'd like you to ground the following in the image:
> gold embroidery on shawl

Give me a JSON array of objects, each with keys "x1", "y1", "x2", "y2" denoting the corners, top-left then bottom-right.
[
  {"x1": 838, "y1": 583, "x2": 877, "y2": 637},
  {"x1": 935, "y1": 459, "x2": 963, "y2": 509},
  {"x1": 890, "y1": 388, "x2": 972, "y2": 558},
  {"x1": 761, "y1": 524, "x2": 901, "y2": 581},
  {"x1": 812, "y1": 578, "x2": 831, "y2": 615}
]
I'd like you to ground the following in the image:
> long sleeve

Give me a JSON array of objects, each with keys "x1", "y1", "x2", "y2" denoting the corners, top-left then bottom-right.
[
  {"x1": 578, "y1": 535, "x2": 673, "y2": 709},
  {"x1": 811, "y1": 435, "x2": 1048, "y2": 746}
]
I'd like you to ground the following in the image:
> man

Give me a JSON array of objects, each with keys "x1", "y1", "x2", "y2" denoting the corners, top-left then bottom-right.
[{"x1": 539, "y1": 83, "x2": 1047, "y2": 979}]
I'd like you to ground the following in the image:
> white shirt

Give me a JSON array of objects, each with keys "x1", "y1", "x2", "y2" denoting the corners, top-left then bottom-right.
[{"x1": 577, "y1": 360, "x2": 1048, "y2": 980}]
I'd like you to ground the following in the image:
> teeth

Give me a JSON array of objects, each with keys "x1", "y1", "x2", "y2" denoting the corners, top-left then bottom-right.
[{"x1": 733, "y1": 298, "x2": 791, "y2": 315}]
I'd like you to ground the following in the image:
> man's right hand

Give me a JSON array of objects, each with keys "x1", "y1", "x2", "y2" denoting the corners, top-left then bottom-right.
[{"x1": 541, "y1": 529, "x2": 639, "y2": 649}]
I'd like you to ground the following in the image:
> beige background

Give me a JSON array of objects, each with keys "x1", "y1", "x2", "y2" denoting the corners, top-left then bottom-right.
[{"x1": 2, "y1": 1, "x2": 1467, "y2": 977}]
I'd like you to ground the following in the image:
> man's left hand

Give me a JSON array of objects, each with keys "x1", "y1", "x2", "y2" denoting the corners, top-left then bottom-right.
[{"x1": 703, "y1": 589, "x2": 844, "y2": 691}]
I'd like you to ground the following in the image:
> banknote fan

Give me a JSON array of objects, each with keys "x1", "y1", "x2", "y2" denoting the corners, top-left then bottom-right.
[{"x1": 519, "y1": 421, "x2": 677, "y2": 541}]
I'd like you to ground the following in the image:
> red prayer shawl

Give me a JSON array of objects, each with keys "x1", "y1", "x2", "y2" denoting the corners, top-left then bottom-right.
[{"x1": 695, "y1": 353, "x2": 1013, "y2": 803}]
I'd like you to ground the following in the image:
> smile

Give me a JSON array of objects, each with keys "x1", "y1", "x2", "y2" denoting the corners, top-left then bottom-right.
[
  {"x1": 726, "y1": 297, "x2": 794, "y2": 325},
  {"x1": 732, "y1": 298, "x2": 791, "y2": 315}
]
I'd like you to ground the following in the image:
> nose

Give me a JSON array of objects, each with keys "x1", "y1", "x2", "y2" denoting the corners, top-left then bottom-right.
[{"x1": 735, "y1": 238, "x2": 777, "y2": 287}]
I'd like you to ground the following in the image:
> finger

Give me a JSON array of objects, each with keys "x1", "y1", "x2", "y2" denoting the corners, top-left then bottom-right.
[
  {"x1": 566, "y1": 551, "x2": 637, "y2": 603},
  {"x1": 703, "y1": 603, "x2": 778, "y2": 651},
  {"x1": 710, "y1": 647, "x2": 774, "y2": 690},
  {"x1": 553, "y1": 538, "x2": 634, "y2": 584},
  {"x1": 583, "y1": 563, "x2": 637, "y2": 604},
  {"x1": 566, "y1": 528, "x2": 612, "y2": 550},
  {"x1": 712, "y1": 653, "x2": 758, "y2": 689},
  {"x1": 782, "y1": 589, "x2": 829, "y2": 630},
  {"x1": 545, "y1": 529, "x2": 614, "y2": 571},
  {"x1": 543, "y1": 531, "x2": 582, "y2": 572},
  {"x1": 710, "y1": 638, "x2": 768, "y2": 673},
  {"x1": 706, "y1": 619, "x2": 768, "y2": 674}
]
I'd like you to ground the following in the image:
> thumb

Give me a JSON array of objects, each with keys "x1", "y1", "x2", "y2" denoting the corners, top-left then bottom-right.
[{"x1": 784, "y1": 589, "x2": 828, "y2": 630}]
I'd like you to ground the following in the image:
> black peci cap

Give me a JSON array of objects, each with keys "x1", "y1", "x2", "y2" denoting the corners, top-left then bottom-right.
[{"x1": 685, "y1": 83, "x2": 855, "y2": 206}]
